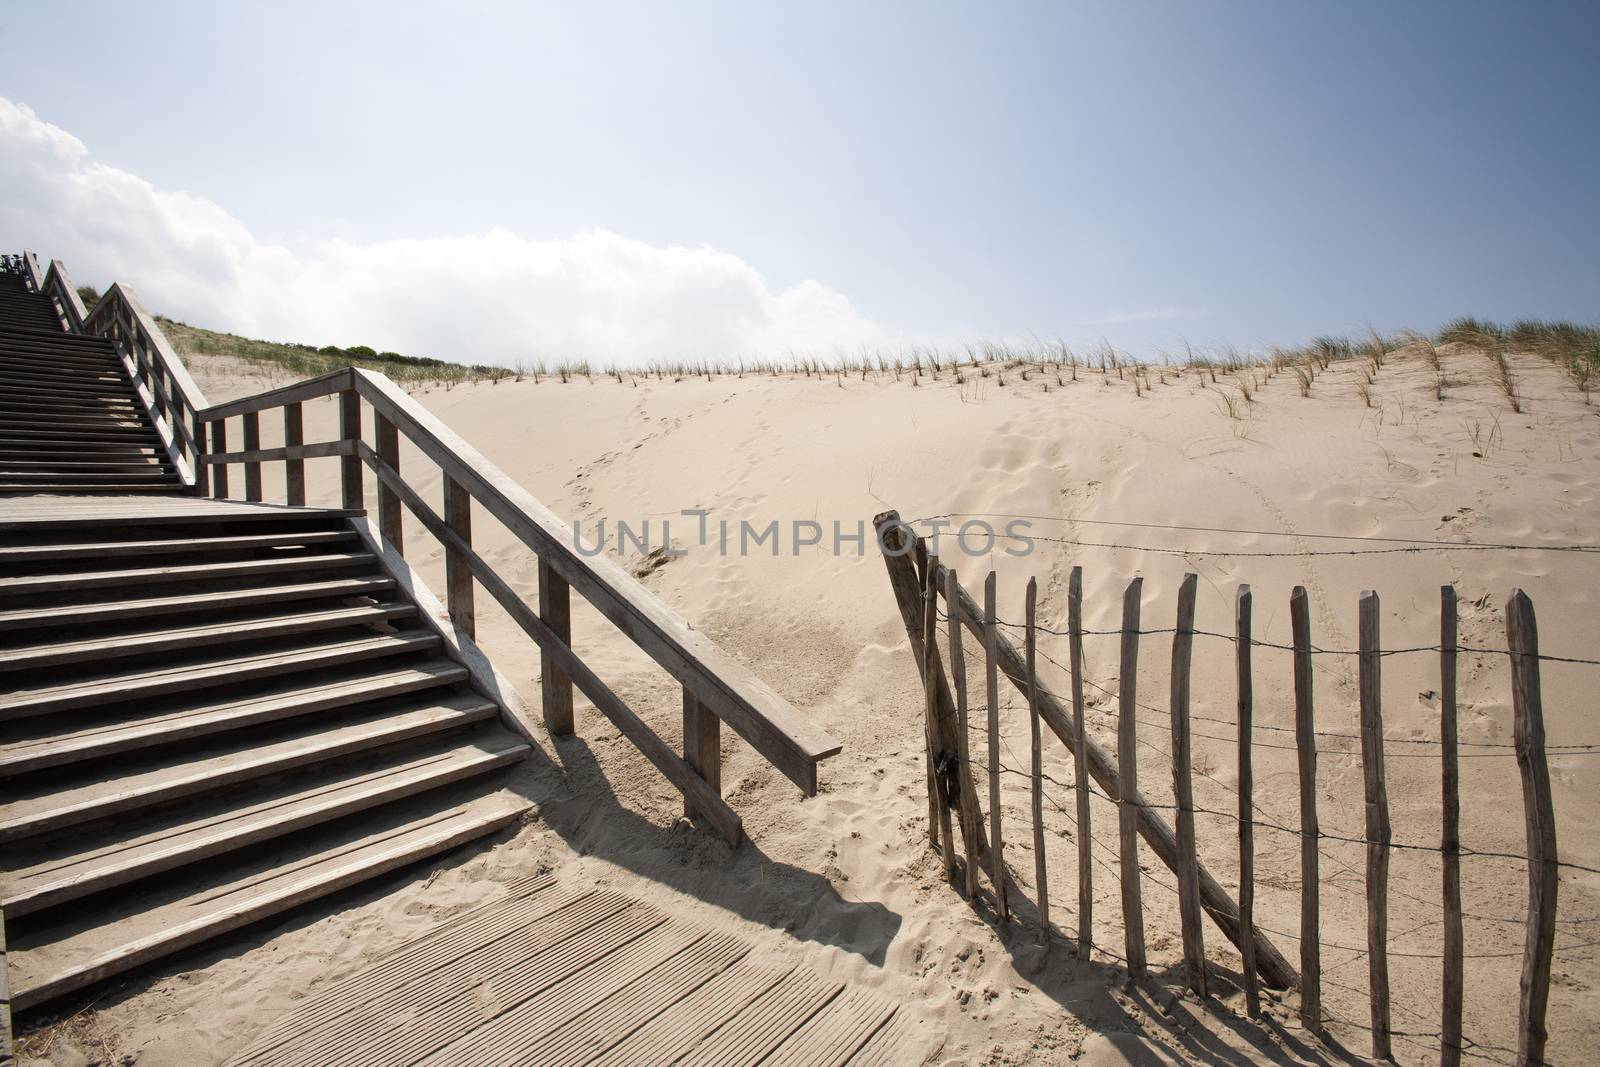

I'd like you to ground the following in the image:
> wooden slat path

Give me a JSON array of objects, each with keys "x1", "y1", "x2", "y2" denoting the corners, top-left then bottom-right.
[{"x1": 227, "y1": 878, "x2": 933, "y2": 1067}]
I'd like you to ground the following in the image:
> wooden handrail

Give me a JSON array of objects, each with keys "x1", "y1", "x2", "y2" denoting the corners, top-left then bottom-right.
[
  {"x1": 74, "y1": 277, "x2": 211, "y2": 489},
  {"x1": 349, "y1": 369, "x2": 841, "y2": 791},
  {"x1": 39, "y1": 258, "x2": 87, "y2": 333},
  {"x1": 192, "y1": 365, "x2": 841, "y2": 835}
]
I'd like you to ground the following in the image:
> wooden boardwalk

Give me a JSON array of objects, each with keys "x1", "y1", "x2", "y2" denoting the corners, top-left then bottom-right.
[{"x1": 227, "y1": 877, "x2": 922, "y2": 1067}]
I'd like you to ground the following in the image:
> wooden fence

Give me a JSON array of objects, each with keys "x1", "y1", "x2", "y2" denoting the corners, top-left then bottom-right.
[{"x1": 874, "y1": 510, "x2": 1568, "y2": 1067}]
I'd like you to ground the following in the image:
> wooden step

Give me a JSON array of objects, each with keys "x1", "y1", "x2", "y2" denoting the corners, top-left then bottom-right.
[
  {"x1": 0, "y1": 692, "x2": 502, "y2": 841},
  {"x1": 0, "y1": 483, "x2": 179, "y2": 495},
  {"x1": 6, "y1": 789, "x2": 530, "y2": 1010},
  {"x1": 0, "y1": 460, "x2": 171, "y2": 474},
  {"x1": 0, "y1": 630, "x2": 440, "y2": 721},
  {"x1": 0, "y1": 575, "x2": 390, "y2": 630},
  {"x1": 0, "y1": 528, "x2": 355, "y2": 563},
  {"x1": 0, "y1": 550, "x2": 377, "y2": 596},
  {"x1": 0, "y1": 471, "x2": 170, "y2": 485},
  {"x1": 0, "y1": 377, "x2": 134, "y2": 398},
  {"x1": 0, "y1": 733, "x2": 529, "y2": 917},
  {"x1": 0, "y1": 660, "x2": 470, "y2": 776},
  {"x1": 0, "y1": 601, "x2": 417, "y2": 672},
  {"x1": 0, "y1": 441, "x2": 161, "y2": 457},
  {"x1": 0, "y1": 412, "x2": 150, "y2": 430},
  {"x1": 0, "y1": 402, "x2": 143, "y2": 419},
  {"x1": 0, "y1": 351, "x2": 122, "y2": 372}
]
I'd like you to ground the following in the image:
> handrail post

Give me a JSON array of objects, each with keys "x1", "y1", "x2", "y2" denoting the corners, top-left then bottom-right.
[
  {"x1": 444, "y1": 476, "x2": 475, "y2": 637},
  {"x1": 191, "y1": 410, "x2": 210, "y2": 497},
  {"x1": 242, "y1": 412, "x2": 262, "y2": 503},
  {"x1": 538, "y1": 559, "x2": 574, "y2": 735},
  {"x1": 210, "y1": 419, "x2": 230, "y2": 499},
  {"x1": 683, "y1": 687, "x2": 721, "y2": 824},
  {"x1": 283, "y1": 403, "x2": 305, "y2": 506},
  {"x1": 339, "y1": 388, "x2": 363, "y2": 510},
  {"x1": 375, "y1": 411, "x2": 403, "y2": 554}
]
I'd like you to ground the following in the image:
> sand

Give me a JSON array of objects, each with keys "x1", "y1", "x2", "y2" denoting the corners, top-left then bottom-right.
[{"x1": 19, "y1": 346, "x2": 1600, "y2": 1065}]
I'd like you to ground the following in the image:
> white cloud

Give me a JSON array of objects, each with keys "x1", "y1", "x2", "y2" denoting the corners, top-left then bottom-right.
[{"x1": 0, "y1": 97, "x2": 894, "y2": 367}]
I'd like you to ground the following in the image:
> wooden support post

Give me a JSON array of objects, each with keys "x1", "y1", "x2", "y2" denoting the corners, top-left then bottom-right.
[
  {"x1": 375, "y1": 411, "x2": 403, "y2": 555},
  {"x1": 210, "y1": 419, "x2": 230, "y2": 499},
  {"x1": 1171, "y1": 572, "x2": 1207, "y2": 996},
  {"x1": 1507, "y1": 590, "x2": 1557, "y2": 1067},
  {"x1": 683, "y1": 687, "x2": 722, "y2": 823},
  {"x1": 925, "y1": 557, "x2": 955, "y2": 877},
  {"x1": 947, "y1": 568, "x2": 981, "y2": 899},
  {"x1": 539, "y1": 559, "x2": 574, "y2": 736},
  {"x1": 1358, "y1": 590, "x2": 1391, "y2": 1058},
  {"x1": 339, "y1": 388, "x2": 363, "y2": 511},
  {"x1": 1236, "y1": 583, "x2": 1260, "y2": 1017},
  {"x1": 191, "y1": 410, "x2": 209, "y2": 497},
  {"x1": 444, "y1": 476, "x2": 475, "y2": 638},
  {"x1": 1, "y1": 903, "x2": 12, "y2": 1067},
  {"x1": 984, "y1": 571, "x2": 1008, "y2": 922},
  {"x1": 1068, "y1": 565, "x2": 1092, "y2": 958},
  {"x1": 242, "y1": 411, "x2": 262, "y2": 503},
  {"x1": 1440, "y1": 586, "x2": 1463, "y2": 1067},
  {"x1": 283, "y1": 402, "x2": 305, "y2": 507},
  {"x1": 1025, "y1": 577, "x2": 1049, "y2": 943},
  {"x1": 1291, "y1": 586, "x2": 1321, "y2": 1031},
  {"x1": 1117, "y1": 576, "x2": 1147, "y2": 979}
]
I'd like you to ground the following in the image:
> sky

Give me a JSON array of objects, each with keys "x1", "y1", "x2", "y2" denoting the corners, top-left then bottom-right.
[{"x1": 1, "y1": 1, "x2": 1596, "y2": 367}]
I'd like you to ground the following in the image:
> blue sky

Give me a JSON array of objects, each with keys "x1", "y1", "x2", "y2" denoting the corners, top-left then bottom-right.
[{"x1": 2, "y1": 1, "x2": 1596, "y2": 364}]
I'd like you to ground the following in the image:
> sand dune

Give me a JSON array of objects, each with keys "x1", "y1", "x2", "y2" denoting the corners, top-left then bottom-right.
[{"x1": 25, "y1": 345, "x2": 1599, "y2": 1065}]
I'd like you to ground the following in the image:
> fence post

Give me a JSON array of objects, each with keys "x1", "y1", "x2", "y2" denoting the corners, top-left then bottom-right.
[
  {"x1": 947, "y1": 568, "x2": 980, "y2": 899},
  {"x1": 1170, "y1": 572, "x2": 1207, "y2": 996},
  {"x1": 375, "y1": 411, "x2": 403, "y2": 555},
  {"x1": 210, "y1": 419, "x2": 230, "y2": 499},
  {"x1": 1117, "y1": 576, "x2": 1146, "y2": 978},
  {"x1": 339, "y1": 388, "x2": 363, "y2": 510},
  {"x1": 1236, "y1": 584, "x2": 1260, "y2": 1016},
  {"x1": 984, "y1": 571, "x2": 1008, "y2": 923},
  {"x1": 925, "y1": 557, "x2": 955, "y2": 878},
  {"x1": 682, "y1": 687, "x2": 721, "y2": 824},
  {"x1": 1025, "y1": 577, "x2": 1049, "y2": 943},
  {"x1": 242, "y1": 411, "x2": 262, "y2": 503},
  {"x1": 1065, "y1": 566, "x2": 1092, "y2": 957},
  {"x1": 1507, "y1": 589, "x2": 1557, "y2": 1067},
  {"x1": 283, "y1": 402, "x2": 305, "y2": 507},
  {"x1": 538, "y1": 559, "x2": 574, "y2": 736},
  {"x1": 444, "y1": 477, "x2": 475, "y2": 638},
  {"x1": 1440, "y1": 586, "x2": 1463, "y2": 1067},
  {"x1": 1358, "y1": 590, "x2": 1391, "y2": 1058},
  {"x1": 1291, "y1": 586, "x2": 1321, "y2": 1031}
]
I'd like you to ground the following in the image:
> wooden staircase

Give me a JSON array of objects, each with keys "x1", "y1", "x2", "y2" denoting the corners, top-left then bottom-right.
[
  {"x1": 0, "y1": 258, "x2": 534, "y2": 1015},
  {"x1": 0, "y1": 271, "x2": 183, "y2": 495}
]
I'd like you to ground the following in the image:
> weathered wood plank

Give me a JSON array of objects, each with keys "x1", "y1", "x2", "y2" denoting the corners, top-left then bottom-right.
[
  {"x1": 1067, "y1": 565, "x2": 1091, "y2": 958},
  {"x1": 984, "y1": 571, "x2": 1008, "y2": 923},
  {"x1": 946, "y1": 567, "x2": 981, "y2": 898},
  {"x1": 445, "y1": 476, "x2": 475, "y2": 638},
  {"x1": 339, "y1": 388, "x2": 363, "y2": 511},
  {"x1": 1117, "y1": 576, "x2": 1146, "y2": 979},
  {"x1": 1236, "y1": 584, "x2": 1260, "y2": 1016},
  {"x1": 375, "y1": 411, "x2": 403, "y2": 555},
  {"x1": 1358, "y1": 590, "x2": 1391, "y2": 1058},
  {"x1": 210, "y1": 419, "x2": 230, "y2": 498},
  {"x1": 1291, "y1": 585, "x2": 1321, "y2": 1030},
  {"x1": 1440, "y1": 585, "x2": 1463, "y2": 1067},
  {"x1": 925, "y1": 558, "x2": 954, "y2": 879},
  {"x1": 200, "y1": 440, "x2": 354, "y2": 466},
  {"x1": 1170, "y1": 572, "x2": 1207, "y2": 996},
  {"x1": 242, "y1": 411, "x2": 262, "y2": 503},
  {"x1": 283, "y1": 402, "x2": 306, "y2": 507},
  {"x1": 683, "y1": 687, "x2": 722, "y2": 825},
  {"x1": 1507, "y1": 589, "x2": 1557, "y2": 1067},
  {"x1": 539, "y1": 559, "x2": 575, "y2": 737},
  {"x1": 1026, "y1": 577, "x2": 1049, "y2": 942},
  {"x1": 197, "y1": 368, "x2": 350, "y2": 421}
]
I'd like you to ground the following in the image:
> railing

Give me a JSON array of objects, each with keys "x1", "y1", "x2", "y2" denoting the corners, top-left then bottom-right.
[
  {"x1": 80, "y1": 279, "x2": 210, "y2": 488},
  {"x1": 195, "y1": 367, "x2": 842, "y2": 844}
]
